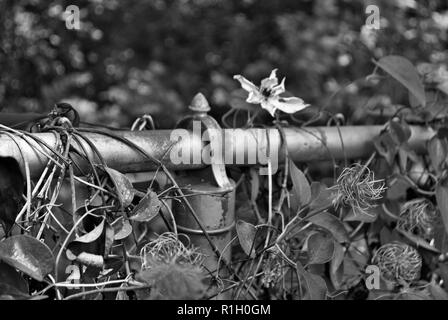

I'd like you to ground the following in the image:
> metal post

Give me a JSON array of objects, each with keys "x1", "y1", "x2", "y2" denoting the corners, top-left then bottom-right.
[{"x1": 172, "y1": 94, "x2": 235, "y2": 299}]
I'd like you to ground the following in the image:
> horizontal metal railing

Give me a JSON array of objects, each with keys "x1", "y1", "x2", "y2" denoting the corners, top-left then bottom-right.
[{"x1": 0, "y1": 125, "x2": 434, "y2": 177}]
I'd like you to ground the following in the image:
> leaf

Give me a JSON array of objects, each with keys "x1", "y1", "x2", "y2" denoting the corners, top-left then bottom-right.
[
  {"x1": 398, "y1": 143, "x2": 419, "y2": 173},
  {"x1": 296, "y1": 262, "x2": 327, "y2": 300},
  {"x1": 435, "y1": 179, "x2": 448, "y2": 236},
  {"x1": 373, "y1": 132, "x2": 398, "y2": 166},
  {"x1": 113, "y1": 218, "x2": 133, "y2": 240},
  {"x1": 307, "y1": 212, "x2": 349, "y2": 243},
  {"x1": 277, "y1": 214, "x2": 308, "y2": 243},
  {"x1": 330, "y1": 241, "x2": 345, "y2": 275},
  {"x1": 129, "y1": 190, "x2": 161, "y2": 222},
  {"x1": 116, "y1": 284, "x2": 130, "y2": 300},
  {"x1": 330, "y1": 241, "x2": 345, "y2": 289},
  {"x1": 288, "y1": 190, "x2": 300, "y2": 215},
  {"x1": 422, "y1": 96, "x2": 448, "y2": 122},
  {"x1": 433, "y1": 218, "x2": 448, "y2": 253},
  {"x1": 304, "y1": 272, "x2": 327, "y2": 300},
  {"x1": 0, "y1": 235, "x2": 54, "y2": 281},
  {"x1": 290, "y1": 160, "x2": 311, "y2": 208},
  {"x1": 375, "y1": 56, "x2": 426, "y2": 107},
  {"x1": 397, "y1": 229, "x2": 440, "y2": 253},
  {"x1": 387, "y1": 174, "x2": 412, "y2": 200},
  {"x1": 308, "y1": 182, "x2": 336, "y2": 212},
  {"x1": 307, "y1": 232, "x2": 334, "y2": 264},
  {"x1": 101, "y1": 256, "x2": 124, "y2": 278},
  {"x1": 73, "y1": 205, "x2": 104, "y2": 234},
  {"x1": 329, "y1": 262, "x2": 344, "y2": 291},
  {"x1": 408, "y1": 90, "x2": 421, "y2": 109},
  {"x1": 438, "y1": 82, "x2": 448, "y2": 96},
  {"x1": 67, "y1": 219, "x2": 112, "y2": 265},
  {"x1": 439, "y1": 263, "x2": 448, "y2": 287},
  {"x1": 428, "y1": 135, "x2": 447, "y2": 175},
  {"x1": 105, "y1": 167, "x2": 135, "y2": 208},
  {"x1": 235, "y1": 220, "x2": 257, "y2": 258},
  {"x1": 428, "y1": 283, "x2": 448, "y2": 300},
  {"x1": 0, "y1": 283, "x2": 30, "y2": 300},
  {"x1": 389, "y1": 121, "x2": 411, "y2": 145},
  {"x1": 104, "y1": 222, "x2": 115, "y2": 256},
  {"x1": 379, "y1": 227, "x2": 401, "y2": 244},
  {"x1": 0, "y1": 262, "x2": 29, "y2": 298},
  {"x1": 74, "y1": 219, "x2": 105, "y2": 243}
]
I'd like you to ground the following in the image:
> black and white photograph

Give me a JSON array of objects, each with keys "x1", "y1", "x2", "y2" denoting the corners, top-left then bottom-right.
[{"x1": 0, "y1": 0, "x2": 448, "y2": 308}]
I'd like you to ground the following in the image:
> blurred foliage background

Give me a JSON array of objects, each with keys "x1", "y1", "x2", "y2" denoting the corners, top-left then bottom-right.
[{"x1": 0, "y1": 0, "x2": 447, "y2": 128}]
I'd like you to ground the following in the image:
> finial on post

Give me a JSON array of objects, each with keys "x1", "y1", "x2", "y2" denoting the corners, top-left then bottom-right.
[{"x1": 189, "y1": 92, "x2": 211, "y2": 114}]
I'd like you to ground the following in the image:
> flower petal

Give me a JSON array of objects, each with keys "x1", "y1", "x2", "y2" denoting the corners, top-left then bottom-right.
[
  {"x1": 246, "y1": 90, "x2": 264, "y2": 104},
  {"x1": 260, "y1": 69, "x2": 279, "y2": 91},
  {"x1": 270, "y1": 96, "x2": 310, "y2": 114},
  {"x1": 233, "y1": 75, "x2": 259, "y2": 93},
  {"x1": 271, "y1": 77, "x2": 285, "y2": 96},
  {"x1": 268, "y1": 69, "x2": 278, "y2": 80},
  {"x1": 261, "y1": 100, "x2": 277, "y2": 117}
]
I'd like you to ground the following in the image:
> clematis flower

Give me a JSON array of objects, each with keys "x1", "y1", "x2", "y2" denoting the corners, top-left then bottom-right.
[{"x1": 233, "y1": 69, "x2": 309, "y2": 117}]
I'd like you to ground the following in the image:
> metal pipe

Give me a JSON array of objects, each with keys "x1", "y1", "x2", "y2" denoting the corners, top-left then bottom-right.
[{"x1": 0, "y1": 126, "x2": 435, "y2": 177}]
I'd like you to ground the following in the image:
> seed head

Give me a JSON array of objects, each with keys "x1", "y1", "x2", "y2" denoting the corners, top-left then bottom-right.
[
  {"x1": 397, "y1": 198, "x2": 437, "y2": 241},
  {"x1": 140, "y1": 232, "x2": 204, "y2": 269},
  {"x1": 373, "y1": 242, "x2": 422, "y2": 284},
  {"x1": 138, "y1": 233, "x2": 207, "y2": 299},
  {"x1": 334, "y1": 163, "x2": 386, "y2": 215}
]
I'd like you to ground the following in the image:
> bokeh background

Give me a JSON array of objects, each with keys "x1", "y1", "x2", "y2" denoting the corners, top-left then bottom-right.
[{"x1": 0, "y1": 0, "x2": 447, "y2": 128}]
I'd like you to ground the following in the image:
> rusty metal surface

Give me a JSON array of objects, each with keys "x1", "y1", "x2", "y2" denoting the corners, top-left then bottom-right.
[
  {"x1": 172, "y1": 173, "x2": 235, "y2": 298},
  {"x1": 0, "y1": 125, "x2": 435, "y2": 177}
]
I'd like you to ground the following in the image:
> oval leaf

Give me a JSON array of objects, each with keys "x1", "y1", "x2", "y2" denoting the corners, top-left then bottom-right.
[
  {"x1": 113, "y1": 219, "x2": 133, "y2": 240},
  {"x1": 105, "y1": 167, "x2": 135, "y2": 208},
  {"x1": 428, "y1": 136, "x2": 447, "y2": 175},
  {"x1": 304, "y1": 272, "x2": 327, "y2": 300},
  {"x1": 375, "y1": 55, "x2": 426, "y2": 107},
  {"x1": 290, "y1": 160, "x2": 311, "y2": 208},
  {"x1": 330, "y1": 241, "x2": 345, "y2": 289},
  {"x1": 307, "y1": 232, "x2": 334, "y2": 264},
  {"x1": 309, "y1": 182, "x2": 336, "y2": 212},
  {"x1": 130, "y1": 190, "x2": 161, "y2": 222},
  {"x1": 236, "y1": 220, "x2": 257, "y2": 258},
  {"x1": 0, "y1": 235, "x2": 54, "y2": 281},
  {"x1": 296, "y1": 261, "x2": 327, "y2": 300},
  {"x1": 307, "y1": 212, "x2": 349, "y2": 243}
]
